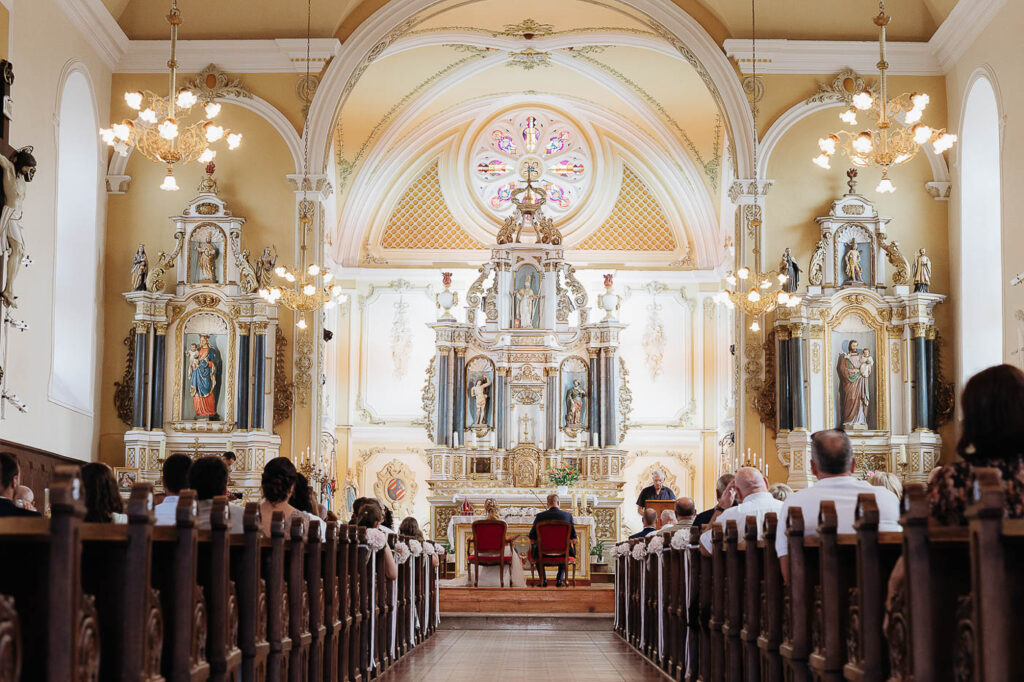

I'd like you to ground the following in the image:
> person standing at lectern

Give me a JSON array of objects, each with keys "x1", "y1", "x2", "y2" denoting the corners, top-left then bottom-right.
[{"x1": 635, "y1": 470, "x2": 675, "y2": 515}]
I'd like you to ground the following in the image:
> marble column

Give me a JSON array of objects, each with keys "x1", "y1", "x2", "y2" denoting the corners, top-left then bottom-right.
[
  {"x1": 436, "y1": 347, "x2": 451, "y2": 446},
  {"x1": 545, "y1": 368, "x2": 558, "y2": 450},
  {"x1": 495, "y1": 368, "x2": 507, "y2": 450},
  {"x1": 789, "y1": 325, "x2": 807, "y2": 430},
  {"x1": 588, "y1": 350, "x2": 600, "y2": 447},
  {"x1": 453, "y1": 349, "x2": 466, "y2": 447},
  {"x1": 236, "y1": 323, "x2": 250, "y2": 430},
  {"x1": 132, "y1": 322, "x2": 148, "y2": 429},
  {"x1": 926, "y1": 329, "x2": 936, "y2": 430},
  {"x1": 251, "y1": 325, "x2": 267, "y2": 430},
  {"x1": 603, "y1": 348, "x2": 618, "y2": 447},
  {"x1": 777, "y1": 329, "x2": 792, "y2": 431},
  {"x1": 150, "y1": 323, "x2": 166, "y2": 430},
  {"x1": 911, "y1": 325, "x2": 929, "y2": 431}
]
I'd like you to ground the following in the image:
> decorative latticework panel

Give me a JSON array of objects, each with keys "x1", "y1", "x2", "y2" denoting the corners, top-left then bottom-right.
[
  {"x1": 381, "y1": 162, "x2": 486, "y2": 250},
  {"x1": 577, "y1": 166, "x2": 677, "y2": 251}
]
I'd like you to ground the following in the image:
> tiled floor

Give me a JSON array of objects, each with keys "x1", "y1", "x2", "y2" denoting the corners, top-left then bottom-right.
[{"x1": 379, "y1": 630, "x2": 668, "y2": 681}]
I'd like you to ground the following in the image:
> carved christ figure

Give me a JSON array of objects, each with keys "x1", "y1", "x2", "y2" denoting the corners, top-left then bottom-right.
[
  {"x1": 844, "y1": 240, "x2": 863, "y2": 284},
  {"x1": 0, "y1": 148, "x2": 36, "y2": 309},
  {"x1": 470, "y1": 376, "x2": 491, "y2": 425},
  {"x1": 565, "y1": 379, "x2": 586, "y2": 426},
  {"x1": 515, "y1": 274, "x2": 538, "y2": 329},
  {"x1": 197, "y1": 234, "x2": 219, "y2": 283}
]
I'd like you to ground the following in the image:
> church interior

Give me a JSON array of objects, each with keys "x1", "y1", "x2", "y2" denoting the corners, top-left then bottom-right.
[{"x1": 0, "y1": 0, "x2": 1021, "y2": 679}]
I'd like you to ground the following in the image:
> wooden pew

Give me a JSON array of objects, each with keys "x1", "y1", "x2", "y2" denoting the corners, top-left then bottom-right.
[
  {"x1": 232, "y1": 504, "x2": 268, "y2": 682},
  {"x1": 396, "y1": 536, "x2": 410, "y2": 657},
  {"x1": 357, "y1": 529, "x2": 372, "y2": 681},
  {"x1": 722, "y1": 519, "x2": 744, "y2": 681},
  {"x1": 264, "y1": 511, "x2": 291, "y2": 681},
  {"x1": 79, "y1": 483, "x2": 162, "y2": 682},
  {"x1": 0, "y1": 591, "x2": 21, "y2": 680},
  {"x1": 808, "y1": 500, "x2": 855, "y2": 681},
  {"x1": 663, "y1": 534, "x2": 681, "y2": 677},
  {"x1": 740, "y1": 515, "x2": 762, "y2": 682},
  {"x1": 306, "y1": 519, "x2": 326, "y2": 682},
  {"x1": 321, "y1": 517, "x2": 341, "y2": 682},
  {"x1": 683, "y1": 526, "x2": 701, "y2": 682},
  {"x1": 843, "y1": 494, "x2": 903, "y2": 680},
  {"x1": 286, "y1": 515, "x2": 312, "y2": 681},
  {"x1": 348, "y1": 526, "x2": 365, "y2": 682},
  {"x1": 340, "y1": 525, "x2": 357, "y2": 682},
  {"x1": 780, "y1": 505, "x2": 813, "y2": 682},
  {"x1": 709, "y1": 524, "x2": 726, "y2": 681},
  {"x1": 757, "y1": 513, "x2": 783, "y2": 682},
  {"x1": 198, "y1": 497, "x2": 241, "y2": 682},
  {"x1": 151, "y1": 490, "x2": 210, "y2": 682},
  {"x1": 696, "y1": 525, "x2": 712, "y2": 682}
]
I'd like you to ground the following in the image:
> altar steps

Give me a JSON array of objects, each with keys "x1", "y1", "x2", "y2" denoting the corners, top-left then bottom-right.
[{"x1": 439, "y1": 586, "x2": 614, "y2": 631}]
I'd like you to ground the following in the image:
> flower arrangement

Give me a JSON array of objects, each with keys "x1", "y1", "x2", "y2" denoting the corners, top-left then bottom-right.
[
  {"x1": 408, "y1": 539, "x2": 423, "y2": 557},
  {"x1": 631, "y1": 542, "x2": 648, "y2": 560},
  {"x1": 547, "y1": 463, "x2": 581, "y2": 487},
  {"x1": 424, "y1": 541, "x2": 436, "y2": 556},
  {"x1": 647, "y1": 534, "x2": 665, "y2": 555},
  {"x1": 671, "y1": 530, "x2": 689, "y2": 550},
  {"x1": 610, "y1": 543, "x2": 627, "y2": 557},
  {"x1": 365, "y1": 528, "x2": 387, "y2": 552},
  {"x1": 394, "y1": 541, "x2": 411, "y2": 564}
]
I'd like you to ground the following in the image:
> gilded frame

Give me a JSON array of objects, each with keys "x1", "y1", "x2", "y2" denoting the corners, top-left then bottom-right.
[
  {"x1": 171, "y1": 306, "x2": 236, "y2": 424},
  {"x1": 822, "y1": 303, "x2": 889, "y2": 432}
]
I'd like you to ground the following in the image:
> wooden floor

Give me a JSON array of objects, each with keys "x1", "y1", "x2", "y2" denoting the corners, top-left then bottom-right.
[
  {"x1": 439, "y1": 585, "x2": 614, "y2": 614},
  {"x1": 378, "y1": 630, "x2": 668, "y2": 681}
]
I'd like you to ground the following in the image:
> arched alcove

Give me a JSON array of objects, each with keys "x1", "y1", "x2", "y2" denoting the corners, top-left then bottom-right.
[
  {"x1": 49, "y1": 67, "x2": 101, "y2": 414},
  {"x1": 958, "y1": 74, "x2": 1003, "y2": 382}
]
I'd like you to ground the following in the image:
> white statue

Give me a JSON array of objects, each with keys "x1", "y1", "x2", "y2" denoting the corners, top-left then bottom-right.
[
  {"x1": 469, "y1": 376, "x2": 491, "y2": 425},
  {"x1": 843, "y1": 240, "x2": 863, "y2": 284},
  {"x1": 0, "y1": 148, "x2": 36, "y2": 309},
  {"x1": 913, "y1": 248, "x2": 931, "y2": 293},
  {"x1": 515, "y1": 274, "x2": 538, "y2": 329},
  {"x1": 196, "y1": 233, "x2": 219, "y2": 283}
]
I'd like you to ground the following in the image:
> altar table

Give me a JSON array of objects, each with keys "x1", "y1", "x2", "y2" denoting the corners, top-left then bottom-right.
[{"x1": 447, "y1": 515, "x2": 594, "y2": 581}]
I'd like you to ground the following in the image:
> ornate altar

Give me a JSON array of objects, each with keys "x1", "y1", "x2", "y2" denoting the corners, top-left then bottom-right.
[
  {"x1": 774, "y1": 175, "x2": 946, "y2": 487},
  {"x1": 423, "y1": 180, "x2": 628, "y2": 542},
  {"x1": 120, "y1": 166, "x2": 281, "y2": 499}
]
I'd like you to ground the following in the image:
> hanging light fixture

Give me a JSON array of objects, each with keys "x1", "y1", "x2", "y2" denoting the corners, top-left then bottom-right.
[
  {"x1": 258, "y1": 0, "x2": 346, "y2": 326},
  {"x1": 811, "y1": 0, "x2": 955, "y2": 193},
  {"x1": 720, "y1": 0, "x2": 799, "y2": 332},
  {"x1": 99, "y1": 0, "x2": 242, "y2": 190}
]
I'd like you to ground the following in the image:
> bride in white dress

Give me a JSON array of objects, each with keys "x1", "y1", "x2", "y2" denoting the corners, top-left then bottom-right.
[{"x1": 451, "y1": 498, "x2": 527, "y2": 587}]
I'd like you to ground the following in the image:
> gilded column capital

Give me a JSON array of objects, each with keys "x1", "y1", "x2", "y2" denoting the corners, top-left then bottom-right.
[
  {"x1": 910, "y1": 323, "x2": 928, "y2": 338},
  {"x1": 496, "y1": 367, "x2": 509, "y2": 377},
  {"x1": 925, "y1": 326, "x2": 937, "y2": 340},
  {"x1": 252, "y1": 321, "x2": 270, "y2": 335},
  {"x1": 133, "y1": 321, "x2": 151, "y2": 335},
  {"x1": 437, "y1": 345, "x2": 452, "y2": 355},
  {"x1": 776, "y1": 327, "x2": 791, "y2": 341},
  {"x1": 454, "y1": 347, "x2": 467, "y2": 357},
  {"x1": 587, "y1": 348, "x2": 599, "y2": 359},
  {"x1": 790, "y1": 323, "x2": 807, "y2": 339},
  {"x1": 544, "y1": 367, "x2": 558, "y2": 377},
  {"x1": 237, "y1": 322, "x2": 251, "y2": 335},
  {"x1": 153, "y1": 322, "x2": 168, "y2": 336}
]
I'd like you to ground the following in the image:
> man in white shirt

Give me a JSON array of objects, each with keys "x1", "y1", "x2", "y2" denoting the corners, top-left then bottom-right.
[
  {"x1": 700, "y1": 467, "x2": 781, "y2": 553},
  {"x1": 776, "y1": 430, "x2": 901, "y2": 581},
  {"x1": 153, "y1": 454, "x2": 192, "y2": 525}
]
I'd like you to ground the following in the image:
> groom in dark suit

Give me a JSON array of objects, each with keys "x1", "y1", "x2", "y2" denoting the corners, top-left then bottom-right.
[{"x1": 529, "y1": 493, "x2": 577, "y2": 586}]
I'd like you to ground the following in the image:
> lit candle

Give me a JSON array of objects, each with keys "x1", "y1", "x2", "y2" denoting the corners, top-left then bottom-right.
[{"x1": 158, "y1": 439, "x2": 166, "y2": 462}]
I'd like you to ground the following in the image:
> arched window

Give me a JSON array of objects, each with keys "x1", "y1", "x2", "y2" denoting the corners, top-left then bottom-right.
[
  {"x1": 49, "y1": 68, "x2": 100, "y2": 413},
  {"x1": 958, "y1": 75, "x2": 1002, "y2": 383}
]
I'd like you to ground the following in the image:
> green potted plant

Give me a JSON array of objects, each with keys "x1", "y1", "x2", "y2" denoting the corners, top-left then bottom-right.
[
  {"x1": 547, "y1": 463, "x2": 580, "y2": 497},
  {"x1": 590, "y1": 539, "x2": 606, "y2": 565}
]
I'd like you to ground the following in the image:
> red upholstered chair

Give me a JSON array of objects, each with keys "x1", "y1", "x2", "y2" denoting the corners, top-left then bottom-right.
[
  {"x1": 532, "y1": 520, "x2": 576, "y2": 587},
  {"x1": 468, "y1": 519, "x2": 514, "y2": 587}
]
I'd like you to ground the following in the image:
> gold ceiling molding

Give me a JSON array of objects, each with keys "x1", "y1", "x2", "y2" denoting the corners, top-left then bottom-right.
[
  {"x1": 576, "y1": 166, "x2": 677, "y2": 252},
  {"x1": 380, "y1": 162, "x2": 486, "y2": 250}
]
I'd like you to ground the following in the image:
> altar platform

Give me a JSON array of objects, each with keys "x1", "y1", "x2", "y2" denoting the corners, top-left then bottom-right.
[{"x1": 439, "y1": 585, "x2": 614, "y2": 630}]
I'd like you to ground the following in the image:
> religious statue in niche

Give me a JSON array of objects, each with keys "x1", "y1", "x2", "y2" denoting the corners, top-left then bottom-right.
[
  {"x1": 130, "y1": 245, "x2": 148, "y2": 291},
  {"x1": 343, "y1": 469, "x2": 357, "y2": 515},
  {"x1": 913, "y1": 248, "x2": 931, "y2": 293},
  {"x1": 187, "y1": 334, "x2": 222, "y2": 420},
  {"x1": 466, "y1": 356, "x2": 494, "y2": 427},
  {"x1": 189, "y1": 224, "x2": 224, "y2": 284},
  {"x1": 513, "y1": 267, "x2": 540, "y2": 329},
  {"x1": 843, "y1": 239, "x2": 864, "y2": 284},
  {"x1": 565, "y1": 380, "x2": 586, "y2": 426},
  {"x1": 560, "y1": 356, "x2": 588, "y2": 429},
  {"x1": 779, "y1": 248, "x2": 801, "y2": 293},
  {"x1": 255, "y1": 246, "x2": 277, "y2": 289},
  {"x1": 837, "y1": 339, "x2": 872, "y2": 428},
  {"x1": 0, "y1": 147, "x2": 36, "y2": 309}
]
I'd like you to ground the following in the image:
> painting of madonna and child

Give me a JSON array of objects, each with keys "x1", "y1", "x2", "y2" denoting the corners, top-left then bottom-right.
[
  {"x1": 181, "y1": 316, "x2": 228, "y2": 421},
  {"x1": 832, "y1": 315, "x2": 878, "y2": 430}
]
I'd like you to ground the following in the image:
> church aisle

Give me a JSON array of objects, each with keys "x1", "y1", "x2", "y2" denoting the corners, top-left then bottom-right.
[{"x1": 378, "y1": 630, "x2": 668, "y2": 681}]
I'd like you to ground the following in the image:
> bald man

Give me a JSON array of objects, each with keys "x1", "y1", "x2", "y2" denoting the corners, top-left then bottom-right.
[{"x1": 700, "y1": 466, "x2": 781, "y2": 553}]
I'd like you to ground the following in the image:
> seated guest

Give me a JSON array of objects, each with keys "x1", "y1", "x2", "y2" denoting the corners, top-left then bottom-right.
[
  {"x1": 81, "y1": 462, "x2": 127, "y2": 524},
  {"x1": 769, "y1": 483, "x2": 793, "y2": 501},
  {"x1": 289, "y1": 473, "x2": 316, "y2": 514},
  {"x1": 660, "y1": 509, "x2": 677, "y2": 527},
  {"x1": 660, "y1": 497, "x2": 697, "y2": 534},
  {"x1": 14, "y1": 485, "x2": 36, "y2": 513},
  {"x1": 929, "y1": 364, "x2": 1024, "y2": 523},
  {"x1": 693, "y1": 473, "x2": 736, "y2": 526},
  {"x1": 189, "y1": 455, "x2": 244, "y2": 533},
  {"x1": 381, "y1": 505, "x2": 397, "y2": 534},
  {"x1": 259, "y1": 457, "x2": 301, "y2": 537},
  {"x1": 399, "y1": 516, "x2": 440, "y2": 568},
  {"x1": 153, "y1": 453, "x2": 192, "y2": 525},
  {"x1": 776, "y1": 430, "x2": 900, "y2": 581},
  {"x1": 529, "y1": 493, "x2": 577, "y2": 587},
  {"x1": 869, "y1": 471, "x2": 904, "y2": 501},
  {"x1": 221, "y1": 451, "x2": 242, "y2": 501},
  {"x1": 357, "y1": 504, "x2": 399, "y2": 580},
  {"x1": 0, "y1": 452, "x2": 40, "y2": 517},
  {"x1": 348, "y1": 496, "x2": 371, "y2": 524},
  {"x1": 635, "y1": 469, "x2": 675, "y2": 515},
  {"x1": 629, "y1": 507, "x2": 658, "y2": 539},
  {"x1": 700, "y1": 466, "x2": 781, "y2": 552}
]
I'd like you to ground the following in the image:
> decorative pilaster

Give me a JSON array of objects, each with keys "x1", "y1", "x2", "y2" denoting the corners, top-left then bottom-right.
[
  {"x1": 603, "y1": 348, "x2": 618, "y2": 447},
  {"x1": 436, "y1": 346, "x2": 451, "y2": 446},
  {"x1": 150, "y1": 323, "x2": 167, "y2": 430},
  {"x1": 588, "y1": 349, "x2": 600, "y2": 447},
  {"x1": 132, "y1": 321, "x2": 149, "y2": 429},
  {"x1": 236, "y1": 322, "x2": 250, "y2": 430},
  {"x1": 776, "y1": 327, "x2": 792, "y2": 431},
  {"x1": 910, "y1": 324, "x2": 929, "y2": 431},
  {"x1": 252, "y1": 322, "x2": 268, "y2": 430},
  {"x1": 789, "y1": 324, "x2": 807, "y2": 429},
  {"x1": 453, "y1": 348, "x2": 466, "y2": 447}
]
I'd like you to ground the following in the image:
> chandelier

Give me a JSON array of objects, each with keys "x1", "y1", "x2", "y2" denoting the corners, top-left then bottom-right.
[
  {"x1": 812, "y1": 0, "x2": 955, "y2": 193},
  {"x1": 257, "y1": 0, "x2": 345, "y2": 329},
  {"x1": 719, "y1": 262, "x2": 801, "y2": 332},
  {"x1": 99, "y1": 0, "x2": 242, "y2": 191}
]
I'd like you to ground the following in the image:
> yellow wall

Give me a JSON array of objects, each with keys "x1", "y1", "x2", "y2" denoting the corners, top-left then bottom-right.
[{"x1": 1, "y1": 0, "x2": 111, "y2": 459}]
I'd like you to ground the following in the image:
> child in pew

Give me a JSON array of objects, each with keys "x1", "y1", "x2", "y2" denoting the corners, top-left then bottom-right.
[
  {"x1": 357, "y1": 503, "x2": 399, "y2": 580},
  {"x1": 81, "y1": 462, "x2": 127, "y2": 523},
  {"x1": 190, "y1": 455, "x2": 244, "y2": 533}
]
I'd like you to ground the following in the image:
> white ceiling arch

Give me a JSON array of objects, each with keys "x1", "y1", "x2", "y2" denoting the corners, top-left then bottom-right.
[{"x1": 304, "y1": 0, "x2": 755, "y2": 182}]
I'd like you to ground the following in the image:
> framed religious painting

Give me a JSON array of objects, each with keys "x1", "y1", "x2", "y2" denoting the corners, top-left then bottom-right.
[
  {"x1": 825, "y1": 308, "x2": 887, "y2": 431},
  {"x1": 188, "y1": 223, "x2": 226, "y2": 285},
  {"x1": 177, "y1": 311, "x2": 231, "y2": 422},
  {"x1": 114, "y1": 467, "x2": 139, "y2": 494},
  {"x1": 511, "y1": 263, "x2": 541, "y2": 329}
]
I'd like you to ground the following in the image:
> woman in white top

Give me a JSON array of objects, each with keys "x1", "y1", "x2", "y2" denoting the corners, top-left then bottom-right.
[{"x1": 80, "y1": 462, "x2": 127, "y2": 524}]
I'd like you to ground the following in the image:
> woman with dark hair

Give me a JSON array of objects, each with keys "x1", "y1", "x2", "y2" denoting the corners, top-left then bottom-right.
[
  {"x1": 289, "y1": 473, "x2": 315, "y2": 514},
  {"x1": 381, "y1": 504, "x2": 396, "y2": 534},
  {"x1": 259, "y1": 457, "x2": 300, "y2": 537},
  {"x1": 357, "y1": 504, "x2": 398, "y2": 580},
  {"x1": 399, "y1": 516, "x2": 440, "y2": 568},
  {"x1": 930, "y1": 363, "x2": 1024, "y2": 523},
  {"x1": 81, "y1": 462, "x2": 126, "y2": 523}
]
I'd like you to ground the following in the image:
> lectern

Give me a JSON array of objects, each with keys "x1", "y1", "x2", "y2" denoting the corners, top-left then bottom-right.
[{"x1": 644, "y1": 500, "x2": 675, "y2": 529}]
